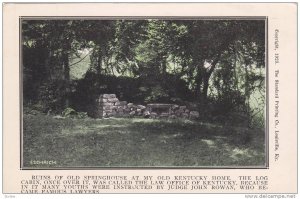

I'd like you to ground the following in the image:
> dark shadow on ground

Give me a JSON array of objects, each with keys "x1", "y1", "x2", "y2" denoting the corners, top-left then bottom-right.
[{"x1": 23, "y1": 115, "x2": 265, "y2": 168}]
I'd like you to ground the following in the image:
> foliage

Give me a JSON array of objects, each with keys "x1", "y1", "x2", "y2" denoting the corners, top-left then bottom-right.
[
  {"x1": 61, "y1": 107, "x2": 77, "y2": 117},
  {"x1": 144, "y1": 85, "x2": 169, "y2": 103},
  {"x1": 71, "y1": 71, "x2": 194, "y2": 113},
  {"x1": 22, "y1": 19, "x2": 266, "y2": 126},
  {"x1": 61, "y1": 107, "x2": 88, "y2": 119},
  {"x1": 37, "y1": 80, "x2": 67, "y2": 113}
]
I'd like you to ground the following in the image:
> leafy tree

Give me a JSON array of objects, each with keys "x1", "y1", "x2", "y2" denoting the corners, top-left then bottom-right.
[
  {"x1": 23, "y1": 20, "x2": 90, "y2": 110},
  {"x1": 166, "y1": 20, "x2": 264, "y2": 102},
  {"x1": 22, "y1": 19, "x2": 265, "y2": 125}
]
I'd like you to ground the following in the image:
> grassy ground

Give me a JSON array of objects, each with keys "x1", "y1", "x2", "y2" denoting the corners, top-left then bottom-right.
[{"x1": 23, "y1": 114, "x2": 265, "y2": 168}]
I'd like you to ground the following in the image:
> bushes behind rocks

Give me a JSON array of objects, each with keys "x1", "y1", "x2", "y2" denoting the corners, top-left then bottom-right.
[{"x1": 90, "y1": 94, "x2": 200, "y2": 120}]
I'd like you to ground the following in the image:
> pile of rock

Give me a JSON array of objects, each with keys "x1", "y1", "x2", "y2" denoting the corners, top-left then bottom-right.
[
  {"x1": 171, "y1": 105, "x2": 200, "y2": 120},
  {"x1": 90, "y1": 94, "x2": 200, "y2": 120},
  {"x1": 146, "y1": 104, "x2": 200, "y2": 120},
  {"x1": 95, "y1": 94, "x2": 146, "y2": 118}
]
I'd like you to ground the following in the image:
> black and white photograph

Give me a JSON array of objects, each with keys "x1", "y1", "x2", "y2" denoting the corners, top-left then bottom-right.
[{"x1": 21, "y1": 18, "x2": 266, "y2": 168}]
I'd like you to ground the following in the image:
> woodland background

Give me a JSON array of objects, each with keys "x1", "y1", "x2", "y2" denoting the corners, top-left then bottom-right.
[{"x1": 22, "y1": 19, "x2": 266, "y2": 167}]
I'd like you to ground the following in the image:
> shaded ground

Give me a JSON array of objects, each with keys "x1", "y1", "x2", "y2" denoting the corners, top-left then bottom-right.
[{"x1": 23, "y1": 114, "x2": 265, "y2": 168}]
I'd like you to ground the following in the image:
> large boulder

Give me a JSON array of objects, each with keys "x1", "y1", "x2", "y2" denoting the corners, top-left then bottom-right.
[
  {"x1": 127, "y1": 103, "x2": 134, "y2": 107},
  {"x1": 179, "y1": 106, "x2": 187, "y2": 110},
  {"x1": 129, "y1": 111, "x2": 136, "y2": 117},
  {"x1": 99, "y1": 98, "x2": 108, "y2": 103},
  {"x1": 107, "y1": 98, "x2": 119, "y2": 103},
  {"x1": 150, "y1": 112, "x2": 158, "y2": 118},
  {"x1": 136, "y1": 109, "x2": 142, "y2": 116},
  {"x1": 119, "y1": 101, "x2": 127, "y2": 106},
  {"x1": 103, "y1": 106, "x2": 112, "y2": 110},
  {"x1": 137, "y1": 105, "x2": 146, "y2": 110},
  {"x1": 124, "y1": 107, "x2": 131, "y2": 113},
  {"x1": 102, "y1": 102, "x2": 114, "y2": 106},
  {"x1": 172, "y1": 104, "x2": 180, "y2": 110},
  {"x1": 143, "y1": 110, "x2": 151, "y2": 118},
  {"x1": 189, "y1": 111, "x2": 200, "y2": 119},
  {"x1": 100, "y1": 94, "x2": 116, "y2": 99},
  {"x1": 160, "y1": 113, "x2": 169, "y2": 118},
  {"x1": 182, "y1": 113, "x2": 189, "y2": 119},
  {"x1": 175, "y1": 109, "x2": 184, "y2": 115}
]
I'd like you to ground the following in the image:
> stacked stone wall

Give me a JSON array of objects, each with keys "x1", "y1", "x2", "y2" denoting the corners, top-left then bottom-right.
[{"x1": 91, "y1": 94, "x2": 199, "y2": 120}]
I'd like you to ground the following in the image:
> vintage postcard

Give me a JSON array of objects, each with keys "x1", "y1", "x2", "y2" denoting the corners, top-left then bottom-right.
[{"x1": 2, "y1": 2, "x2": 297, "y2": 196}]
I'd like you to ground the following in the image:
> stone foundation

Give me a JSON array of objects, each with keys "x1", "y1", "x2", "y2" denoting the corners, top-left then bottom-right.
[{"x1": 90, "y1": 94, "x2": 199, "y2": 120}]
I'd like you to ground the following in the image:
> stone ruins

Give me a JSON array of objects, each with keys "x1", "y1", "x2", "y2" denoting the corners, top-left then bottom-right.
[{"x1": 89, "y1": 94, "x2": 200, "y2": 120}]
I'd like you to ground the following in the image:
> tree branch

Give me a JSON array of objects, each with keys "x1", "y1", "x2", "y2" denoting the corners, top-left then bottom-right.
[
  {"x1": 69, "y1": 51, "x2": 91, "y2": 67},
  {"x1": 207, "y1": 53, "x2": 221, "y2": 76}
]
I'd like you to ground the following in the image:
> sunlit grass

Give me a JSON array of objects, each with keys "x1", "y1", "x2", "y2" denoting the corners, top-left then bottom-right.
[{"x1": 23, "y1": 114, "x2": 265, "y2": 168}]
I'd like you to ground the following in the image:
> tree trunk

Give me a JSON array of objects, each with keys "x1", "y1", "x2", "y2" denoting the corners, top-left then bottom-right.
[
  {"x1": 201, "y1": 56, "x2": 220, "y2": 101},
  {"x1": 244, "y1": 65, "x2": 250, "y2": 113},
  {"x1": 161, "y1": 54, "x2": 167, "y2": 76},
  {"x1": 202, "y1": 75, "x2": 209, "y2": 101},
  {"x1": 44, "y1": 53, "x2": 51, "y2": 81},
  {"x1": 44, "y1": 41, "x2": 53, "y2": 81},
  {"x1": 97, "y1": 49, "x2": 102, "y2": 75},
  {"x1": 194, "y1": 60, "x2": 204, "y2": 100},
  {"x1": 62, "y1": 52, "x2": 70, "y2": 107},
  {"x1": 195, "y1": 72, "x2": 202, "y2": 99}
]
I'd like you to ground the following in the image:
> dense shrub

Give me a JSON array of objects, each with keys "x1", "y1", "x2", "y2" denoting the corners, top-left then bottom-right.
[
  {"x1": 71, "y1": 71, "x2": 194, "y2": 112},
  {"x1": 36, "y1": 80, "x2": 68, "y2": 113}
]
